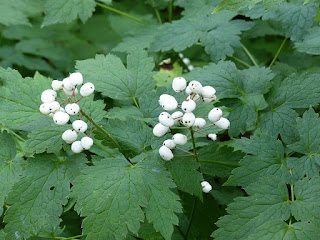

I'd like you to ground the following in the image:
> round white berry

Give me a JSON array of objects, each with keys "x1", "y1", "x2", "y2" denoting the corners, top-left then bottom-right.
[
  {"x1": 53, "y1": 111, "x2": 70, "y2": 125},
  {"x1": 65, "y1": 103, "x2": 80, "y2": 115},
  {"x1": 172, "y1": 111, "x2": 183, "y2": 124},
  {"x1": 181, "y1": 99, "x2": 196, "y2": 113},
  {"x1": 63, "y1": 77, "x2": 74, "y2": 91},
  {"x1": 201, "y1": 181, "x2": 212, "y2": 193},
  {"x1": 201, "y1": 86, "x2": 216, "y2": 98},
  {"x1": 172, "y1": 133, "x2": 187, "y2": 145},
  {"x1": 207, "y1": 133, "x2": 217, "y2": 141},
  {"x1": 182, "y1": 58, "x2": 190, "y2": 65},
  {"x1": 188, "y1": 94, "x2": 200, "y2": 102},
  {"x1": 80, "y1": 82, "x2": 95, "y2": 97},
  {"x1": 41, "y1": 89, "x2": 57, "y2": 103},
  {"x1": 81, "y1": 136, "x2": 93, "y2": 150},
  {"x1": 71, "y1": 141, "x2": 83, "y2": 153},
  {"x1": 214, "y1": 117, "x2": 230, "y2": 129},
  {"x1": 159, "y1": 94, "x2": 178, "y2": 111},
  {"x1": 163, "y1": 139, "x2": 176, "y2": 149},
  {"x1": 187, "y1": 65, "x2": 194, "y2": 71},
  {"x1": 39, "y1": 103, "x2": 51, "y2": 114},
  {"x1": 59, "y1": 107, "x2": 66, "y2": 113},
  {"x1": 188, "y1": 80, "x2": 202, "y2": 94},
  {"x1": 51, "y1": 80, "x2": 63, "y2": 91},
  {"x1": 153, "y1": 123, "x2": 169, "y2": 137},
  {"x1": 72, "y1": 120, "x2": 88, "y2": 133},
  {"x1": 208, "y1": 108, "x2": 222, "y2": 122},
  {"x1": 159, "y1": 94, "x2": 173, "y2": 104},
  {"x1": 63, "y1": 88, "x2": 78, "y2": 96},
  {"x1": 194, "y1": 118, "x2": 206, "y2": 128},
  {"x1": 69, "y1": 72, "x2": 83, "y2": 86},
  {"x1": 49, "y1": 101, "x2": 60, "y2": 113},
  {"x1": 159, "y1": 112, "x2": 174, "y2": 127},
  {"x1": 203, "y1": 95, "x2": 216, "y2": 103},
  {"x1": 182, "y1": 112, "x2": 196, "y2": 127},
  {"x1": 159, "y1": 146, "x2": 174, "y2": 161},
  {"x1": 62, "y1": 129, "x2": 78, "y2": 144},
  {"x1": 178, "y1": 53, "x2": 184, "y2": 58},
  {"x1": 185, "y1": 86, "x2": 192, "y2": 95},
  {"x1": 172, "y1": 77, "x2": 187, "y2": 92}
]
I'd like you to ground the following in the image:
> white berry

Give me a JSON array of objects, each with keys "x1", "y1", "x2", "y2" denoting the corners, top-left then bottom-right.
[
  {"x1": 172, "y1": 111, "x2": 183, "y2": 124},
  {"x1": 163, "y1": 139, "x2": 176, "y2": 149},
  {"x1": 159, "y1": 94, "x2": 178, "y2": 111},
  {"x1": 201, "y1": 181, "x2": 212, "y2": 193},
  {"x1": 39, "y1": 103, "x2": 50, "y2": 114},
  {"x1": 194, "y1": 118, "x2": 206, "y2": 128},
  {"x1": 63, "y1": 77, "x2": 74, "y2": 91},
  {"x1": 172, "y1": 77, "x2": 187, "y2": 92},
  {"x1": 49, "y1": 101, "x2": 60, "y2": 113},
  {"x1": 159, "y1": 112, "x2": 174, "y2": 127},
  {"x1": 207, "y1": 133, "x2": 217, "y2": 141},
  {"x1": 159, "y1": 146, "x2": 174, "y2": 161},
  {"x1": 72, "y1": 120, "x2": 88, "y2": 133},
  {"x1": 153, "y1": 123, "x2": 169, "y2": 137},
  {"x1": 41, "y1": 89, "x2": 57, "y2": 103},
  {"x1": 187, "y1": 65, "x2": 194, "y2": 71},
  {"x1": 62, "y1": 129, "x2": 78, "y2": 144},
  {"x1": 81, "y1": 136, "x2": 93, "y2": 150},
  {"x1": 80, "y1": 82, "x2": 95, "y2": 97},
  {"x1": 185, "y1": 86, "x2": 192, "y2": 95},
  {"x1": 71, "y1": 141, "x2": 83, "y2": 153},
  {"x1": 51, "y1": 80, "x2": 63, "y2": 91},
  {"x1": 53, "y1": 111, "x2": 70, "y2": 125},
  {"x1": 159, "y1": 94, "x2": 173, "y2": 104},
  {"x1": 182, "y1": 58, "x2": 190, "y2": 65},
  {"x1": 182, "y1": 112, "x2": 195, "y2": 127},
  {"x1": 181, "y1": 99, "x2": 196, "y2": 113},
  {"x1": 208, "y1": 108, "x2": 222, "y2": 122},
  {"x1": 214, "y1": 117, "x2": 230, "y2": 129},
  {"x1": 63, "y1": 88, "x2": 78, "y2": 96},
  {"x1": 178, "y1": 53, "x2": 184, "y2": 58},
  {"x1": 203, "y1": 95, "x2": 216, "y2": 103},
  {"x1": 201, "y1": 86, "x2": 216, "y2": 98},
  {"x1": 172, "y1": 133, "x2": 187, "y2": 145},
  {"x1": 188, "y1": 80, "x2": 202, "y2": 94},
  {"x1": 65, "y1": 103, "x2": 80, "y2": 115},
  {"x1": 188, "y1": 94, "x2": 200, "y2": 102},
  {"x1": 69, "y1": 72, "x2": 83, "y2": 86}
]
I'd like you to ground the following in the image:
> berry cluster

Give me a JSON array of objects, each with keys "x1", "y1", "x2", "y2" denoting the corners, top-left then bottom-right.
[
  {"x1": 39, "y1": 72, "x2": 95, "y2": 153},
  {"x1": 153, "y1": 77, "x2": 230, "y2": 193}
]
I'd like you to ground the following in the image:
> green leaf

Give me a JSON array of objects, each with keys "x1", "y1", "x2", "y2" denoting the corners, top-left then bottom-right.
[
  {"x1": 4, "y1": 153, "x2": 87, "y2": 239},
  {"x1": 76, "y1": 49, "x2": 156, "y2": 101},
  {"x1": 26, "y1": 124, "x2": 70, "y2": 154},
  {"x1": 291, "y1": 177, "x2": 320, "y2": 222},
  {"x1": 296, "y1": 26, "x2": 320, "y2": 55},
  {"x1": 154, "y1": 62, "x2": 183, "y2": 87},
  {"x1": 226, "y1": 135, "x2": 292, "y2": 186},
  {"x1": 213, "y1": 175, "x2": 291, "y2": 240},
  {"x1": 213, "y1": 0, "x2": 284, "y2": 13},
  {"x1": 166, "y1": 156, "x2": 203, "y2": 198},
  {"x1": 186, "y1": 61, "x2": 274, "y2": 99},
  {"x1": 0, "y1": 69, "x2": 51, "y2": 129},
  {"x1": 78, "y1": 95, "x2": 106, "y2": 123},
  {"x1": 198, "y1": 143, "x2": 244, "y2": 178},
  {"x1": 43, "y1": 0, "x2": 96, "y2": 26},
  {"x1": 0, "y1": 132, "x2": 21, "y2": 216},
  {"x1": 247, "y1": 220, "x2": 320, "y2": 240},
  {"x1": 72, "y1": 153, "x2": 181, "y2": 240},
  {"x1": 150, "y1": 12, "x2": 253, "y2": 61},
  {"x1": 105, "y1": 106, "x2": 145, "y2": 121}
]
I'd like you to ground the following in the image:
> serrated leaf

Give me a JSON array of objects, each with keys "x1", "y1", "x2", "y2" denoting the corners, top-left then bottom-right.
[
  {"x1": 0, "y1": 69, "x2": 51, "y2": 129},
  {"x1": 105, "y1": 106, "x2": 145, "y2": 121},
  {"x1": 296, "y1": 26, "x2": 320, "y2": 55},
  {"x1": 72, "y1": 153, "x2": 181, "y2": 240},
  {"x1": 226, "y1": 135, "x2": 292, "y2": 186},
  {"x1": 76, "y1": 49, "x2": 155, "y2": 101},
  {"x1": 166, "y1": 156, "x2": 203, "y2": 198},
  {"x1": 213, "y1": 175, "x2": 291, "y2": 240},
  {"x1": 78, "y1": 95, "x2": 106, "y2": 123},
  {"x1": 247, "y1": 220, "x2": 320, "y2": 240},
  {"x1": 0, "y1": 132, "x2": 21, "y2": 216},
  {"x1": 213, "y1": 0, "x2": 284, "y2": 13},
  {"x1": 4, "y1": 153, "x2": 87, "y2": 239},
  {"x1": 26, "y1": 124, "x2": 70, "y2": 154},
  {"x1": 43, "y1": 0, "x2": 96, "y2": 26}
]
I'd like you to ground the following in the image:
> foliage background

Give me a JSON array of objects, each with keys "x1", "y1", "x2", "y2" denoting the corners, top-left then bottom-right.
[{"x1": 1, "y1": 0, "x2": 320, "y2": 239}]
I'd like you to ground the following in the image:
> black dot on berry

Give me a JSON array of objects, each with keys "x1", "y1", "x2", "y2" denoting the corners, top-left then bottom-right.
[{"x1": 184, "y1": 108, "x2": 186, "y2": 110}]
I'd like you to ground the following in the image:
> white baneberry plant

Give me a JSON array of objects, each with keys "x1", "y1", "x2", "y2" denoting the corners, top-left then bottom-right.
[
  {"x1": 39, "y1": 72, "x2": 95, "y2": 153},
  {"x1": 154, "y1": 77, "x2": 230, "y2": 193}
]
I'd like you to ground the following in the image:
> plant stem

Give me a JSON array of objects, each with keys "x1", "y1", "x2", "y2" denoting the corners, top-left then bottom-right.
[
  {"x1": 242, "y1": 44, "x2": 259, "y2": 67},
  {"x1": 151, "y1": 0, "x2": 162, "y2": 24},
  {"x1": 168, "y1": 0, "x2": 174, "y2": 22},
  {"x1": 291, "y1": 183, "x2": 294, "y2": 203},
  {"x1": 95, "y1": 1, "x2": 143, "y2": 23},
  {"x1": 199, "y1": 159, "x2": 241, "y2": 167},
  {"x1": 80, "y1": 110, "x2": 121, "y2": 149},
  {"x1": 190, "y1": 128, "x2": 200, "y2": 164},
  {"x1": 132, "y1": 97, "x2": 140, "y2": 109},
  {"x1": 230, "y1": 56, "x2": 251, "y2": 68},
  {"x1": 269, "y1": 37, "x2": 288, "y2": 68},
  {"x1": 176, "y1": 146, "x2": 191, "y2": 154}
]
